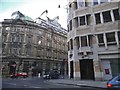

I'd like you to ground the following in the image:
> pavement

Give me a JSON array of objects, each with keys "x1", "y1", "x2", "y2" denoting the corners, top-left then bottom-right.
[{"x1": 47, "y1": 78, "x2": 107, "y2": 89}]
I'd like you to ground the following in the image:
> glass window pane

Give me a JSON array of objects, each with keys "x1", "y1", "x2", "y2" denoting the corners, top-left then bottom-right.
[
  {"x1": 106, "y1": 32, "x2": 115, "y2": 42},
  {"x1": 113, "y1": 9, "x2": 120, "y2": 21},
  {"x1": 102, "y1": 11, "x2": 112, "y2": 23}
]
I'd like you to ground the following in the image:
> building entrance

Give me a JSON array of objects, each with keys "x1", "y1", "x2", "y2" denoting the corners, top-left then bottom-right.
[
  {"x1": 80, "y1": 59, "x2": 95, "y2": 80},
  {"x1": 70, "y1": 61, "x2": 74, "y2": 78}
]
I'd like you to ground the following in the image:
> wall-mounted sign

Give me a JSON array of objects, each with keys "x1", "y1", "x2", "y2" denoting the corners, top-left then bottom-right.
[{"x1": 105, "y1": 69, "x2": 110, "y2": 74}]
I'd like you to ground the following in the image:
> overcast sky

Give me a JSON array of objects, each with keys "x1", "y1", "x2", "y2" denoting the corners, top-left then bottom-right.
[{"x1": 0, "y1": 0, "x2": 68, "y2": 29}]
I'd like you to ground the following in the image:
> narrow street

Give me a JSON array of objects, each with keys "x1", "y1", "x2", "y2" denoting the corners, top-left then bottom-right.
[{"x1": 2, "y1": 78, "x2": 106, "y2": 90}]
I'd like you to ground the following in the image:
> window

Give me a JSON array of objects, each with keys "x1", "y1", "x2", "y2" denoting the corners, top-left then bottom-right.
[
  {"x1": 74, "y1": 17, "x2": 79, "y2": 27},
  {"x1": 69, "y1": 20, "x2": 72, "y2": 30},
  {"x1": 113, "y1": 9, "x2": 120, "y2": 21},
  {"x1": 11, "y1": 34, "x2": 15, "y2": 42},
  {"x1": 26, "y1": 47, "x2": 31, "y2": 56},
  {"x1": 20, "y1": 27, "x2": 24, "y2": 32},
  {"x1": 80, "y1": 16, "x2": 85, "y2": 25},
  {"x1": 75, "y1": 37, "x2": 80, "y2": 49},
  {"x1": 86, "y1": 14, "x2": 91, "y2": 25},
  {"x1": 27, "y1": 36, "x2": 32, "y2": 44},
  {"x1": 70, "y1": 39, "x2": 73, "y2": 50},
  {"x1": 93, "y1": 0, "x2": 99, "y2": 5},
  {"x1": 85, "y1": 0, "x2": 89, "y2": 7},
  {"x1": 98, "y1": 34, "x2": 104, "y2": 43},
  {"x1": 2, "y1": 44, "x2": 6, "y2": 54},
  {"x1": 20, "y1": 35, "x2": 24, "y2": 43},
  {"x1": 14, "y1": 35, "x2": 20, "y2": 42},
  {"x1": 67, "y1": 25, "x2": 69, "y2": 32},
  {"x1": 102, "y1": 11, "x2": 112, "y2": 23},
  {"x1": 118, "y1": 31, "x2": 120, "y2": 43},
  {"x1": 77, "y1": 0, "x2": 85, "y2": 7},
  {"x1": 98, "y1": 34, "x2": 105, "y2": 46},
  {"x1": 81, "y1": 36, "x2": 87, "y2": 46},
  {"x1": 88, "y1": 35, "x2": 93, "y2": 46},
  {"x1": 100, "y1": 0, "x2": 108, "y2": 4},
  {"x1": 13, "y1": 48, "x2": 18, "y2": 55},
  {"x1": 95, "y1": 13, "x2": 101, "y2": 24},
  {"x1": 68, "y1": 3, "x2": 72, "y2": 14},
  {"x1": 68, "y1": 42, "x2": 70, "y2": 51},
  {"x1": 2, "y1": 34, "x2": 7, "y2": 42},
  {"x1": 73, "y1": 2, "x2": 78, "y2": 9},
  {"x1": 106, "y1": 32, "x2": 116, "y2": 45}
]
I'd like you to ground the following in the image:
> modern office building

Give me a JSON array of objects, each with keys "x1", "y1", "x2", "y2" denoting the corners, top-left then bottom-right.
[
  {"x1": 67, "y1": 0, "x2": 120, "y2": 80},
  {"x1": 1, "y1": 11, "x2": 68, "y2": 77}
]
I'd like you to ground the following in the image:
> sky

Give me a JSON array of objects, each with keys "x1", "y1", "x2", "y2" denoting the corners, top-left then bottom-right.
[{"x1": 0, "y1": 0, "x2": 68, "y2": 29}]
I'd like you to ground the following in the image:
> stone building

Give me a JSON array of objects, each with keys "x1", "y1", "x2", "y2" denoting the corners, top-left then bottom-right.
[
  {"x1": 1, "y1": 11, "x2": 68, "y2": 77},
  {"x1": 67, "y1": 0, "x2": 120, "y2": 80}
]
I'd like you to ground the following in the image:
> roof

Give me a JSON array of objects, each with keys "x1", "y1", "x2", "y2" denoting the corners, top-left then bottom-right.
[{"x1": 11, "y1": 11, "x2": 34, "y2": 22}]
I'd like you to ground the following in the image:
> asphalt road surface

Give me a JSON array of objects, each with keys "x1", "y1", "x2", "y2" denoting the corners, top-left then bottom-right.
[{"x1": 2, "y1": 77, "x2": 106, "y2": 90}]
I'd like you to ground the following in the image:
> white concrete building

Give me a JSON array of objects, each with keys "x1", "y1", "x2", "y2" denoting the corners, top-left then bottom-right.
[{"x1": 67, "y1": 0, "x2": 120, "y2": 80}]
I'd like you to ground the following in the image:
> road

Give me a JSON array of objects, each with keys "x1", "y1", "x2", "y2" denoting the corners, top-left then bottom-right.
[{"x1": 2, "y1": 77, "x2": 106, "y2": 90}]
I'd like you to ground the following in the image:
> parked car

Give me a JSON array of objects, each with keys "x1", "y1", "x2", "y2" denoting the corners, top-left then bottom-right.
[
  {"x1": 43, "y1": 72, "x2": 51, "y2": 79},
  {"x1": 10, "y1": 72, "x2": 28, "y2": 78},
  {"x1": 50, "y1": 70, "x2": 59, "y2": 79},
  {"x1": 107, "y1": 74, "x2": 120, "y2": 90},
  {"x1": 43, "y1": 70, "x2": 59, "y2": 79}
]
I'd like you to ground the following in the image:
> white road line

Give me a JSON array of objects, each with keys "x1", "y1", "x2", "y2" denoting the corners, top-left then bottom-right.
[
  {"x1": 77, "y1": 84, "x2": 86, "y2": 86},
  {"x1": 7, "y1": 83, "x2": 16, "y2": 85},
  {"x1": 29, "y1": 86, "x2": 42, "y2": 88},
  {"x1": 23, "y1": 85, "x2": 27, "y2": 86}
]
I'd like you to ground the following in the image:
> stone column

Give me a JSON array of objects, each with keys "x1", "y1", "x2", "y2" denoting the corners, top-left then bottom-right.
[
  {"x1": 103, "y1": 33, "x2": 107, "y2": 49},
  {"x1": 74, "y1": 61, "x2": 80, "y2": 80},
  {"x1": 93, "y1": 60, "x2": 103, "y2": 81},
  {"x1": 110, "y1": 10, "x2": 115, "y2": 22},
  {"x1": 115, "y1": 31, "x2": 119, "y2": 47},
  {"x1": 100, "y1": 12, "x2": 104, "y2": 24}
]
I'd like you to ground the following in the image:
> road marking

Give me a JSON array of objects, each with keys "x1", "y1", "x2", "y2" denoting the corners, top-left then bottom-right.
[
  {"x1": 29, "y1": 86, "x2": 42, "y2": 88},
  {"x1": 7, "y1": 83, "x2": 16, "y2": 85},
  {"x1": 77, "y1": 84, "x2": 86, "y2": 86},
  {"x1": 24, "y1": 85, "x2": 27, "y2": 86}
]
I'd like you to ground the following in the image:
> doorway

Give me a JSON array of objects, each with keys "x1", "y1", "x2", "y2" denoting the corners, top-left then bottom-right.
[
  {"x1": 70, "y1": 61, "x2": 74, "y2": 78},
  {"x1": 80, "y1": 59, "x2": 95, "y2": 80}
]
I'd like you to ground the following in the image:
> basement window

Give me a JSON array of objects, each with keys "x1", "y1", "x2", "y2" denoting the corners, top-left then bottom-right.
[
  {"x1": 102, "y1": 11, "x2": 112, "y2": 23},
  {"x1": 95, "y1": 13, "x2": 101, "y2": 24},
  {"x1": 113, "y1": 9, "x2": 120, "y2": 21}
]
